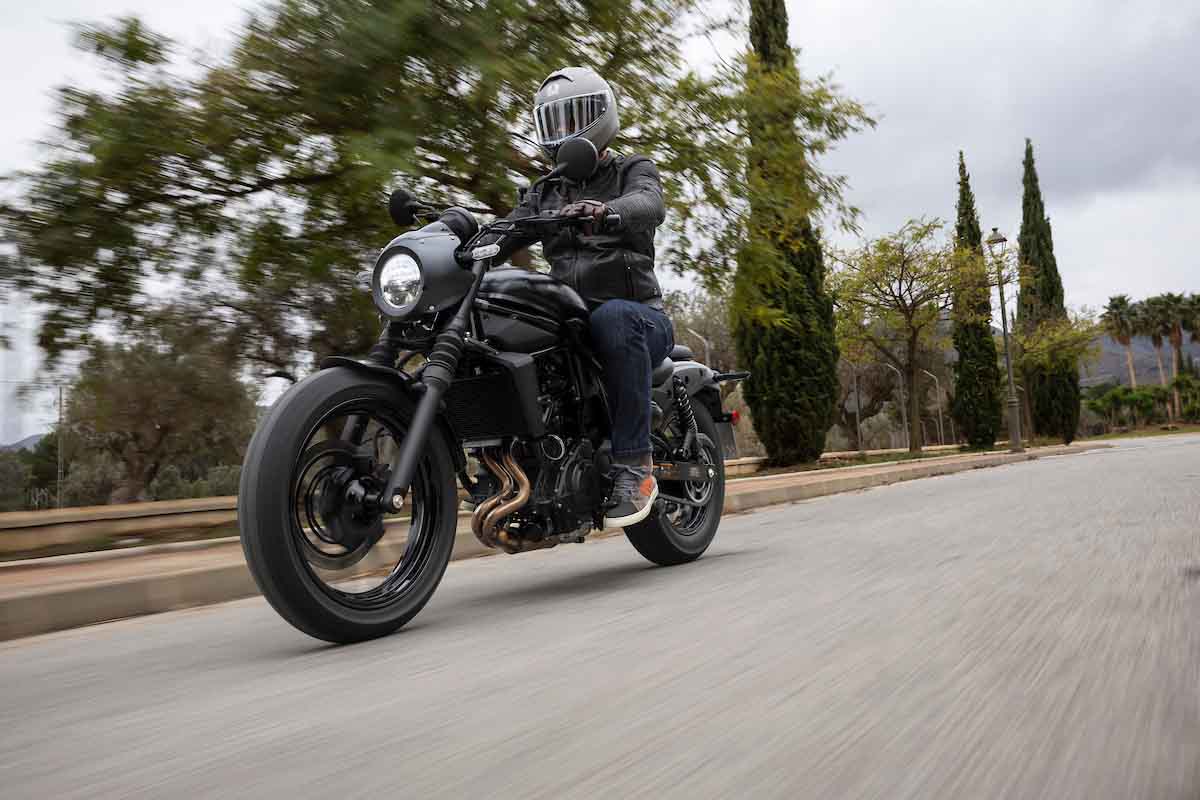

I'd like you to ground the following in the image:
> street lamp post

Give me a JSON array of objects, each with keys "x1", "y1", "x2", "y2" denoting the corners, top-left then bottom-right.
[
  {"x1": 852, "y1": 364, "x2": 865, "y2": 457},
  {"x1": 921, "y1": 369, "x2": 945, "y2": 446},
  {"x1": 882, "y1": 362, "x2": 910, "y2": 449},
  {"x1": 986, "y1": 227, "x2": 1024, "y2": 453}
]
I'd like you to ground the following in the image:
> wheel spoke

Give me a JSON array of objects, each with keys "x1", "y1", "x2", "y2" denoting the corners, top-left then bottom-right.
[{"x1": 288, "y1": 401, "x2": 440, "y2": 611}]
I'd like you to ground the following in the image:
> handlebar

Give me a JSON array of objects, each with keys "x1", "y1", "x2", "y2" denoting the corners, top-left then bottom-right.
[
  {"x1": 461, "y1": 210, "x2": 623, "y2": 263},
  {"x1": 510, "y1": 210, "x2": 622, "y2": 231}
]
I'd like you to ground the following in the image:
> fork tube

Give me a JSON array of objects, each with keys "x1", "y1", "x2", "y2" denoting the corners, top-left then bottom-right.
[{"x1": 380, "y1": 258, "x2": 489, "y2": 510}]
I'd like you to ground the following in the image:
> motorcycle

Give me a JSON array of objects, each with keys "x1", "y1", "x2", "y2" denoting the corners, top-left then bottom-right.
[{"x1": 238, "y1": 138, "x2": 748, "y2": 642}]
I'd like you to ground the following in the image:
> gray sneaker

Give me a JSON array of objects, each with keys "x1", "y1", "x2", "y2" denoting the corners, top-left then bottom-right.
[{"x1": 604, "y1": 464, "x2": 658, "y2": 529}]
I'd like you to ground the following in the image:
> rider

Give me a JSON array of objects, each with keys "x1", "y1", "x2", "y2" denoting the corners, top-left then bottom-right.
[{"x1": 493, "y1": 66, "x2": 674, "y2": 529}]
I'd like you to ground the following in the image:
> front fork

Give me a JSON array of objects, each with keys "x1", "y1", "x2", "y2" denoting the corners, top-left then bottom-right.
[{"x1": 375, "y1": 257, "x2": 488, "y2": 512}]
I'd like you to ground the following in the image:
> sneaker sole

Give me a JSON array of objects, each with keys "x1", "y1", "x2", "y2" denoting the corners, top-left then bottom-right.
[{"x1": 603, "y1": 484, "x2": 660, "y2": 530}]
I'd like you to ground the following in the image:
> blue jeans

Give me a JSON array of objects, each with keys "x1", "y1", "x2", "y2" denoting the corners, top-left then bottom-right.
[{"x1": 588, "y1": 299, "x2": 675, "y2": 460}]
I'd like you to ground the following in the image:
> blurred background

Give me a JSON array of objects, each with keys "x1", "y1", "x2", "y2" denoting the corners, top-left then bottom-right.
[{"x1": 2, "y1": 0, "x2": 1199, "y2": 518}]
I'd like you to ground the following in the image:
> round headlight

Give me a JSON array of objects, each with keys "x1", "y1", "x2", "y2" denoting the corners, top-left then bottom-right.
[{"x1": 376, "y1": 252, "x2": 423, "y2": 313}]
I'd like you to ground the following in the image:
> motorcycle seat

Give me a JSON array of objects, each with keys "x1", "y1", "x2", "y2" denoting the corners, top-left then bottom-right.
[{"x1": 670, "y1": 344, "x2": 694, "y2": 361}]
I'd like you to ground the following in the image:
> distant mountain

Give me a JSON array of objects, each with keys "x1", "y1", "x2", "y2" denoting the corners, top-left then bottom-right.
[
  {"x1": 0, "y1": 433, "x2": 43, "y2": 453},
  {"x1": 1085, "y1": 335, "x2": 1200, "y2": 387},
  {"x1": 940, "y1": 325, "x2": 1196, "y2": 389}
]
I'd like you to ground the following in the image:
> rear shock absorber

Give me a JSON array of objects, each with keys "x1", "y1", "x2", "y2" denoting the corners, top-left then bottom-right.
[{"x1": 672, "y1": 375, "x2": 699, "y2": 458}]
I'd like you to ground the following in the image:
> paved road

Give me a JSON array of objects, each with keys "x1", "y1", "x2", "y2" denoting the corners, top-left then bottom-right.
[{"x1": 3, "y1": 435, "x2": 1199, "y2": 799}]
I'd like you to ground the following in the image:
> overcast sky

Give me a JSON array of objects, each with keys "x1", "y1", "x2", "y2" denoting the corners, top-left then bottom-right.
[{"x1": 2, "y1": 0, "x2": 1198, "y2": 440}]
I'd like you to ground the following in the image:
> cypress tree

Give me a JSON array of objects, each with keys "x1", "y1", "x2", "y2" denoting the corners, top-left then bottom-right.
[
  {"x1": 950, "y1": 152, "x2": 1002, "y2": 448},
  {"x1": 1016, "y1": 139, "x2": 1080, "y2": 443},
  {"x1": 734, "y1": 0, "x2": 839, "y2": 463}
]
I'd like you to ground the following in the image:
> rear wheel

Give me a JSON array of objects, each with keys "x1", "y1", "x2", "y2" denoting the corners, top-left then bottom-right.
[
  {"x1": 624, "y1": 400, "x2": 725, "y2": 566},
  {"x1": 239, "y1": 367, "x2": 458, "y2": 643}
]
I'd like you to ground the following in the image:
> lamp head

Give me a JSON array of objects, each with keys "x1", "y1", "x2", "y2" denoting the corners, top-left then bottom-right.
[{"x1": 985, "y1": 227, "x2": 1008, "y2": 255}]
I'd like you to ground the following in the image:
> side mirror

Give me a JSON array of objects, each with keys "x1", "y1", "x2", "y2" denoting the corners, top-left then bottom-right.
[
  {"x1": 388, "y1": 189, "x2": 417, "y2": 227},
  {"x1": 555, "y1": 138, "x2": 599, "y2": 182}
]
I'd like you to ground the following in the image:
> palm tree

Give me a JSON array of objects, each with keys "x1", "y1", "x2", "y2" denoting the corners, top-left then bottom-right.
[
  {"x1": 1161, "y1": 292, "x2": 1188, "y2": 417},
  {"x1": 1188, "y1": 293, "x2": 1200, "y2": 354},
  {"x1": 1135, "y1": 297, "x2": 1172, "y2": 418},
  {"x1": 1101, "y1": 294, "x2": 1138, "y2": 388}
]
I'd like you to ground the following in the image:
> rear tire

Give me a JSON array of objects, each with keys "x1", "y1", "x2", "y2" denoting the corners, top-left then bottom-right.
[
  {"x1": 239, "y1": 367, "x2": 458, "y2": 643},
  {"x1": 624, "y1": 400, "x2": 725, "y2": 566}
]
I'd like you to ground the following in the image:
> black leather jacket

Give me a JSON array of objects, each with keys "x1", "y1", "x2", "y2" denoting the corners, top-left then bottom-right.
[{"x1": 496, "y1": 153, "x2": 666, "y2": 310}]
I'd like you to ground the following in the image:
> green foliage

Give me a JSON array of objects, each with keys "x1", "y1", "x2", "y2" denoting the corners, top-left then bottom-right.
[
  {"x1": 1086, "y1": 382, "x2": 1172, "y2": 430},
  {"x1": 1016, "y1": 314, "x2": 1101, "y2": 372},
  {"x1": 149, "y1": 464, "x2": 242, "y2": 501},
  {"x1": 1101, "y1": 295, "x2": 1136, "y2": 347},
  {"x1": 61, "y1": 451, "x2": 124, "y2": 508},
  {"x1": 1017, "y1": 314, "x2": 1097, "y2": 443},
  {"x1": 1133, "y1": 295, "x2": 1172, "y2": 386},
  {"x1": 18, "y1": 431, "x2": 63, "y2": 496},
  {"x1": 735, "y1": 231, "x2": 838, "y2": 463},
  {"x1": 0, "y1": 452, "x2": 32, "y2": 512},
  {"x1": 2, "y1": 1, "x2": 874, "y2": 481},
  {"x1": 1172, "y1": 373, "x2": 1200, "y2": 421},
  {"x1": 1157, "y1": 292, "x2": 1189, "y2": 372},
  {"x1": 832, "y1": 219, "x2": 960, "y2": 452},
  {"x1": 951, "y1": 323, "x2": 1003, "y2": 448},
  {"x1": 1102, "y1": 294, "x2": 1139, "y2": 387},
  {"x1": 1015, "y1": 138, "x2": 1079, "y2": 442},
  {"x1": 146, "y1": 465, "x2": 192, "y2": 501},
  {"x1": 950, "y1": 152, "x2": 1001, "y2": 448},
  {"x1": 2, "y1": 0, "x2": 741, "y2": 374},
  {"x1": 1127, "y1": 292, "x2": 1200, "y2": 417},
  {"x1": 662, "y1": 288, "x2": 739, "y2": 376},
  {"x1": 732, "y1": 0, "x2": 872, "y2": 464},
  {"x1": 1016, "y1": 140, "x2": 1065, "y2": 330},
  {"x1": 66, "y1": 312, "x2": 257, "y2": 503}
]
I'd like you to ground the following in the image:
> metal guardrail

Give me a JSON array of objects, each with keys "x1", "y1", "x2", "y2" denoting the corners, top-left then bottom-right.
[
  {"x1": 0, "y1": 458, "x2": 770, "y2": 556},
  {"x1": 0, "y1": 496, "x2": 240, "y2": 555}
]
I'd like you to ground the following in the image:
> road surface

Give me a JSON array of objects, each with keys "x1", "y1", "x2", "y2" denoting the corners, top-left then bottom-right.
[{"x1": 3, "y1": 435, "x2": 1199, "y2": 799}]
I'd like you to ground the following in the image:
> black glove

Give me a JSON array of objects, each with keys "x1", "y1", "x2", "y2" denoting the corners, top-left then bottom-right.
[{"x1": 559, "y1": 200, "x2": 608, "y2": 234}]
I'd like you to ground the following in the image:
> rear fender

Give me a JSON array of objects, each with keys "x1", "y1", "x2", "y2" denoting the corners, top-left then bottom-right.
[
  {"x1": 651, "y1": 360, "x2": 722, "y2": 418},
  {"x1": 320, "y1": 356, "x2": 466, "y2": 474}
]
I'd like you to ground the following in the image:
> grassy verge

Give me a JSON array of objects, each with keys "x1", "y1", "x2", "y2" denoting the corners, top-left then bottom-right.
[{"x1": 1084, "y1": 424, "x2": 1200, "y2": 441}]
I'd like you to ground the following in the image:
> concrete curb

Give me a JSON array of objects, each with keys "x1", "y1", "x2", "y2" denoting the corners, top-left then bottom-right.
[
  {"x1": 0, "y1": 445, "x2": 1101, "y2": 641},
  {"x1": 724, "y1": 450, "x2": 1050, "y2": 513}
]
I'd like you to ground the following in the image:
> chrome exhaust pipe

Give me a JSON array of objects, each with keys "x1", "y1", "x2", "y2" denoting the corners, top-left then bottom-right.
[
  {"x1": 486, "y1": 450, "x2": 533, "y2": 554},
  {"x1": 471, "y1": 449, "x2": 511, "y2": 549}
]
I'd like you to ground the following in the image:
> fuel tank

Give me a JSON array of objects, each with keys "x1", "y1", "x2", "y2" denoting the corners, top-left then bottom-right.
[{"x1": 476, "y1": 268, "x2": 589, "y2": 352}]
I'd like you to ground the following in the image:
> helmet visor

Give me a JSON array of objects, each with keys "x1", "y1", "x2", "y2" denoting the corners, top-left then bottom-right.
[{"x1": 533, "y1": 91, "x2": 611, "y2": 148}]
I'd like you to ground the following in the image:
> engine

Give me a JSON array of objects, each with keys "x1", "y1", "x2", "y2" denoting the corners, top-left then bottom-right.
[{"x1": 464, "y1": 348, "x2": 610, "y2": 552}]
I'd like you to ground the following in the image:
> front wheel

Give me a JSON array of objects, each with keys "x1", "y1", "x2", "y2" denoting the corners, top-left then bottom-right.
[
  {"x1": 239, "y1": 367, "x2": 458, "y2": 643},
  {"x1": 625, "y1": 399, "x2": 725, "y2": 566}
]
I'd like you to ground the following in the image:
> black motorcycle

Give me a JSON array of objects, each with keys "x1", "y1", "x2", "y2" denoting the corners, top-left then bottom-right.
[{"x1": 238, "y1": 139, "x2": 747, "y2": 642}]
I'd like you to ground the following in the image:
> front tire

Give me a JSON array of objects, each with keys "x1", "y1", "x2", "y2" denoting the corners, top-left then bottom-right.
[
  {"x1": 239, "y1": 367, "x2": 458, "y2": 643},
  {"x1": 624, "y1": 400, "x2": 725, "y2": 566}
]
